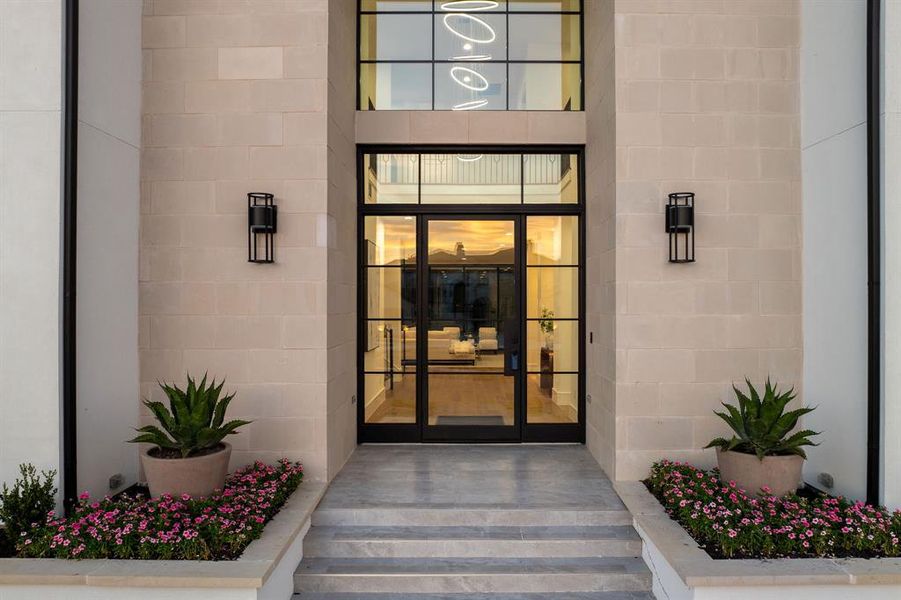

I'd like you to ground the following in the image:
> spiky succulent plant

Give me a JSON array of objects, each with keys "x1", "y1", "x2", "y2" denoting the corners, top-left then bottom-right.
[
  {"x1": 705, "y1": 378, "x2": 819, "y2": 460},
  {"x1": 129, "y1": 374, "x2": 250, "y2": 458}
]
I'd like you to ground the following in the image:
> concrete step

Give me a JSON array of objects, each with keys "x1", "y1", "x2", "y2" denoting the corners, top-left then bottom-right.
[
  {"x1": 293, "y1": 557, "x2": 652, "y2": 594},
  {"x1": 311, "y1": 508, "x2": 634, "y2": 527},
  {"x1": 296, "y1": 593, "x2": 656, "y2": 600},
  {"x1": 304, "y1": 525, "x2": 642, "y2": 558}
]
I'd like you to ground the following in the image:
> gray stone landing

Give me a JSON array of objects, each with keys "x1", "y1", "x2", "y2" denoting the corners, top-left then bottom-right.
[{"x1": 293, "y1": 445, "x2": 653, "y2": 599}]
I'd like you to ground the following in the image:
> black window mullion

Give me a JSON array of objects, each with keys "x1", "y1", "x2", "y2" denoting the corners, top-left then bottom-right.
[
  {"x1": 506, "y1": 7, "x2": 510, "y2": 110},
  {"x1": 526, "y1": 371, "x2": 579, "y2": 374},
  {"x1": 525, "y1": 264, "x2": 580, "y2": 268},
  {"x1": 525, "y1": 317, "x2": 579, "y2": 321},
  {"x1": 519, "y1": 154, "x2": 524, "y2": 204},
  {"x1": 431, "y1": 13, "x2": 436, "y2": 110}
]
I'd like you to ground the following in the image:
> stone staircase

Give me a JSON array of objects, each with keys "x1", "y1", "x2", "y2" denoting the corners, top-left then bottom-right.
[{"x1": 292, "y1": 445, "x2": 653, "y2": 599}]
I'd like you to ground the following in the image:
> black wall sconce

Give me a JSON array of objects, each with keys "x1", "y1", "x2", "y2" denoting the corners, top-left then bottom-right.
[
  {"x1": 248, "y1": 192, "x2": 277, "y2": 264},
  {"x1": 665, "y1": 192, "x2": 695, "y2": 263}
]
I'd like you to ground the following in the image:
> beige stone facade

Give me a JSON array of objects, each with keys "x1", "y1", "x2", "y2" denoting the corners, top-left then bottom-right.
[
  {"x1": 601, "y1": 0, "x2": 802, "y2": 479},
  {"x1": 139, "y1": 0, "x2": 801, "y2": 483},
  {"x1": 140, "y1": 0, "x2": 353, "y2": 482}
]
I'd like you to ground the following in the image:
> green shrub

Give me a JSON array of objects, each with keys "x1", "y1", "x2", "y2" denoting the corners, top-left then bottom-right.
[
  {"x1": 18, "y1": 460, "x2": 303, "y2": 560},
  {"x1": 128, "y1": 373, "x2": 250, "y2": 458},
  {"x1": 705, "y1": 378, "x2": 819, "y2": 459},
  {"x1": 0, "y1": 464, "x2": 56, "y2": 555}
]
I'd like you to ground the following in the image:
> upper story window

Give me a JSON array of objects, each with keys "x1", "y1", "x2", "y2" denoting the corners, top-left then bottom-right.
[{"x1": 359, "y1": 1, "x2": 583, "y2": 111}]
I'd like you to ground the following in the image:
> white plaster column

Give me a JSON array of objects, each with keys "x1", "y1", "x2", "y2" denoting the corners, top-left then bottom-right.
[
  {"x1": 800, "y1": 0, "x2": 868, "y2": 501},
  {"x1": 0, "y1": 0, "x2": 64, "y2": 491},
  {"x1": 76, "y1": 0, "x2": 143, "y2": 498},
  {"x1": 882, "y1": 0, "x2": 901, "y2": 509}
]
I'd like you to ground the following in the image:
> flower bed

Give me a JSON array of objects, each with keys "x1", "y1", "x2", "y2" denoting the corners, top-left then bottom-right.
[
  {"x1": 645, "y1": 460, "x2": 901, "y2": 559},
  {"x1": 15, "y1": 459, "x2": 303, "y2": 561}
]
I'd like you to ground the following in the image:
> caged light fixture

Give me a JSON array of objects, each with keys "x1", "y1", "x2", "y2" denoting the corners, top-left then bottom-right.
[
  {"x1": 665, "y1": 192, "x2": 695, "y2": 263},
  {"x1": 248, "y1": 192, "x2": 277, "y2": 264}
]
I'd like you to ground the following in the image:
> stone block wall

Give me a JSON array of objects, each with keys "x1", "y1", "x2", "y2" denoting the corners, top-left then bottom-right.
[
  {"x1": 140, "y1": 0, "x2": 352, "y2": 481},
  {"x1": 138, "y1": 0, "x2": 803, "y2": 485},
  {"x1": 610, "y1": 0, "x2": 802, "y2": 479},
  {"x1": 326, "y1": 0, "x2": 357, "y2": 479},
  {"x1": 585, "y1": 0, "x2": 618, "y2": 477}
]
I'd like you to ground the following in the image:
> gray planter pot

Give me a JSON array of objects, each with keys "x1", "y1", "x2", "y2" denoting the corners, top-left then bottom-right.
[
  {"x1": 141, "y1": 443, "x2": 231, "y2": 498},
  {"x1": 715, "y1": 448, "x2": 803, "y2": 497}
]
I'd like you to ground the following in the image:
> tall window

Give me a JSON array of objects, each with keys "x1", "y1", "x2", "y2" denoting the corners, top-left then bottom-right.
[{"x1": 359, "y1": 1, "x2": 583, "y2": 111}]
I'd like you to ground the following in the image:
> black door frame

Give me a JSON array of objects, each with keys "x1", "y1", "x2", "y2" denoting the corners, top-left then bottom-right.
[
  {"x1": 421, "y1": 213, "x2": 523, "y2": 442},
  {"x1": 357, "y1": 145, "x2": 585, "y2": 444}
]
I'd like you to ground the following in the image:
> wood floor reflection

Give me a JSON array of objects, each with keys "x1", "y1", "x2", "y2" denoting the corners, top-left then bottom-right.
[{"x1": 365, "y1": 373, "x2": 577, "y2": 425}]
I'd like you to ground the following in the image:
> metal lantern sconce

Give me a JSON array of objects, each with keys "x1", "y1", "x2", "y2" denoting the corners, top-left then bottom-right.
[
  {"x1": 248, "y1": 192, "x2": 277, "y2": 264},
  {"x1": 665, "y1": 192, "x2": 695, "y2": 263}
]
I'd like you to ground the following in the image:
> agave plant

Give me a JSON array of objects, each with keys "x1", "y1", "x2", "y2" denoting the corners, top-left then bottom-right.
[
  {"x1": 129, "y1": 374, "x2": 250, "y2": 458},
  {"x1": 705, "y1": 378, "x2": 819, "y2": 459}
]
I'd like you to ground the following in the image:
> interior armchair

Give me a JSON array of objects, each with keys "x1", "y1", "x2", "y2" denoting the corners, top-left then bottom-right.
[{"x1": 478, "y1": 327, "x2": 499, "y2": 354}]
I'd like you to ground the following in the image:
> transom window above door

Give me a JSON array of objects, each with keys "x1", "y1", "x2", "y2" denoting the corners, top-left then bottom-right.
[
  {"x1": 358, "y1": 1, "x2": 583, "y2": 111},
  {"x1": 363, "y1": 152, "x2": 580, "y2": 204}
]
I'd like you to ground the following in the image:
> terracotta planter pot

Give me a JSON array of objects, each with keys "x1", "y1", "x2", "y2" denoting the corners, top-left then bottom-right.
[
  {"x1": 716, "y1": 448, "x2": 803, "y2": 497},
  {"x1": 141, "y1": 443, "x2": 231, "y2": 498}
]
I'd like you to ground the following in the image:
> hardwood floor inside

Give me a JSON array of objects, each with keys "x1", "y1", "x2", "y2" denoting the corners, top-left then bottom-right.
[{"x1": 365, "y1": 371, "x2": 577, "y2": 425}]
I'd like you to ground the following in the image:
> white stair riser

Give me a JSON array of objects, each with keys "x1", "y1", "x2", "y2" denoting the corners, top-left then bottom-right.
[
  {"x1": 295, "y1": 573, "x2": 653, "y2": 594},
  {"x1": 304, "y1": 539, "x2": 642, "y2": 558},
  {"x1": 312, "y1": 510, "x2": 634, "y2": 527}
]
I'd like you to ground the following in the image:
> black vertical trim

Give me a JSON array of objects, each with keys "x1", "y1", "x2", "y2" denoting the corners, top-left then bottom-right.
[
  {"x1": 356, "y1": 0, "x2": 361, "y2": 110},
  {"x1": 578, "y1": 149, "x2": 586, "y2": 442},
  {"x1": 578, "y1": 0, "x2": 585, "y2": 110},
  {"x1": 417, "y1": 214, "x2": 428, "y2": 437},
  {"x1": 866, "y1": 0, "x2": 882, "y2": 506},
  {"x1": 505, "y1": 8, "x2": 510, "y2": 110},
  {"x1": 62, "y1": 0, "x2": 79, "y2": 514},
  {"x1": 515, "y1": 213, "x2": 525, "y2": 440}
]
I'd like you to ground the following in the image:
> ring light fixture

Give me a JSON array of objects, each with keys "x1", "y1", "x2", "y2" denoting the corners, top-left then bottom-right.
[
  {"x1": 452, "y1": 99, "x2": 489, "y2": 111},
  {"x1": 451, "y1": 66, "x2": 489, "y2": 91},
  {"x1": 439, "y1": 1, "x2": 499, "y2": 11},
  {"x1": 442, "y1": 13, "x2": 496, "y2": 44}
]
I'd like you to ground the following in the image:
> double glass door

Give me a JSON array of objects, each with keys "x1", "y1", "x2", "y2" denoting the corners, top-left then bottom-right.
[{"x1": 360, "y1": 213, "x2": 582, "y2": 442}]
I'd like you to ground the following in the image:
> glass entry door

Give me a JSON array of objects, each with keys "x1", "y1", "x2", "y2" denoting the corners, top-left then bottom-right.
[{"x1": 422, "y1": 217, "x2": 520, "y2": 441}]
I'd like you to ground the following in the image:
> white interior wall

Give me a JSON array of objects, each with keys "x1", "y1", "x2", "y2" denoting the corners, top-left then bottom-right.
[
  {"x1": 75, "y1": 0, "x2": 142, "y2": 497},
  {"x1": 0, "y1": 0, "x2": 63, "y2": 493},
  {"x1": 800, "y1": 0, "x2": 869, "y2": 501}
]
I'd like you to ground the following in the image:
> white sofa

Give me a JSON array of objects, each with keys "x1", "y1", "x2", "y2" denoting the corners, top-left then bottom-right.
[{"x1": 403, "y1": 327, "x2": 474, "y2": 363}]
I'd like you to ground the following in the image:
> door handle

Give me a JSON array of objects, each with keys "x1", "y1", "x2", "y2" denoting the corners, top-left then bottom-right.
[{"x1": 503, "y1": 317, "x2": 520, "y2": 376}]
